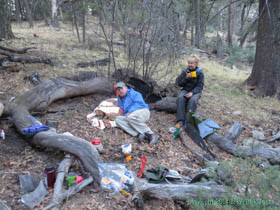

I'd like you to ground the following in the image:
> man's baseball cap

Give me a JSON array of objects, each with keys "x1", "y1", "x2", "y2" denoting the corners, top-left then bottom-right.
[{"x1": 116, "y1": 82, "x2": 126, "y2": 88}]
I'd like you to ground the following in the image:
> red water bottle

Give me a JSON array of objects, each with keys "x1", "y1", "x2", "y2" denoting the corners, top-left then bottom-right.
[{"x1": 44, "y1": 165, "x2": 56, "y2": 188}]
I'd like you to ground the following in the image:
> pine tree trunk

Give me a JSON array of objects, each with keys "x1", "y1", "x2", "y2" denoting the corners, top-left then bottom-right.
[
  {"x1": 194, "y1": 0, "x2": 201, "y2": 48},
  {"x1": 22, "y1": 0, "x2": 34, "y2": 28},
  {"x1": 51, "y1": 0, "x2": 59, "y2": 27},
  {"x1": 15, "y1": 0, "x2": 22, "y2": 23},
  {"x1": 0, "y1": 0, "x2": 15, "y2": 39},
  {"x1": 245, "y1": 0, "x2": 280, "y2": 98},
  {"x1": 227, "y1": 0, "x2": 233, "y2": 49}
]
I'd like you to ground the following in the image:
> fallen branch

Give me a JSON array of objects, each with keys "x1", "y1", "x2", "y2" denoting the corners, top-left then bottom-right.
[
  {"x1": 206, "y1": 122, "x2": 280, "y2": 164},
  {"x1": 76, "y1": 58, "x2": 110, "y2": 68},
  {"x1": 132, "y1": 178, "x2": 229, "y2": 209},
  {"x1": 44, "y1": 155, "x2": 93, "y2": 210},
  {"x1": 179, "y1": 130, "x2": 212, "y2": 163},
  {"x1": 264, "y1": 131, "x2": 280, "y2": 143},
  {"x1": 5, "y1": 55, "x2": 52, "y2": 65},
  {"x1": 0, "y1": 45, "x2": 36, "y2": 54}
]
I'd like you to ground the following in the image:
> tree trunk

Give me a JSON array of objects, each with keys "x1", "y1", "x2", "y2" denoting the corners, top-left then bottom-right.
[
  {"x1": 227, "y1": 0, "x2": 233, "y2": 49},
  {"x1": 191, "y1": 0, "x2": 195, "y2": 45},
  {"x1": 217, "y1": 33, "x2": 224, "y2": 59},
  {"x1": 51, "y1": 0, "x2": 59, "y2": 28},
  {"x1": 239, "y1": 18, "x2": 258, "y2": 48},
  {"x1": 0, "y1": 0, "x2": 15, "y2": 39},
  {"x1": 239, "y1": 3, "x2": 246, "y2": 37},
  {"x1": 82, "y1": 0, "x2": 86, "y2": 44},
  {"x1": 194, "y1": 0, "x2": 201, "y2": 48},
  {"x1": 245, "y1": 0, "x2": 280, "y2": 98},
  {"x1": 22, "y1": 0, "x2": 34, "y2": 28},
  {"x1": 72, "y1": 1, "x2": 80, "y2": 42},
  {"x1": 15, "y1": 0, "x2": 22, "y2": 23}
]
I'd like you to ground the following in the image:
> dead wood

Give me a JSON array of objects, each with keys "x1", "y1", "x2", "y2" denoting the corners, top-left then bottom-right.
[
  {"x1": 179, "y1": 130, "x2": 212, "y2": 163},
  {"x1": 5, "y1": 77, "x2": 113, "y2": 183},
  {"x1": 76, "y1": 58, "x2": 110, "y2": 68},
  {"x1": 263, "y1": 131, "x2": 280, "y2": 143},
  {"x1": 152, "y1": 99, "x2": 280, "y2": 164},
  {"x1": 132, "y1": 178, "x2": 229, "y2": 209},
  {"x1": 150, "y1": 96, "x2": 177, "y2": 112},
  {"x1": 206, "y1": 122, "x2": 280, "y2": 164},
  {"x1": 44, "y1": 155, "x2": 93, "y2": 210},
  {"x1": 0, "y1": 45, "x2": 36, "y2": 54},
  {"x1": 5, "y1": 55, "x2": 52, "y2": 65}
]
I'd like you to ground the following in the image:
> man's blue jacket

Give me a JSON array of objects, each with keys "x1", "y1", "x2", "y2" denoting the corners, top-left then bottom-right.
[{"x1": 117, "y1": 88, "x2": 149, "y2": 116}]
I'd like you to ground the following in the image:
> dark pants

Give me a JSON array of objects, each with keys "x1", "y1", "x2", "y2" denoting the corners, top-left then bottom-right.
[{"x1": 176, "y1": 90, "x2": 201, "y2": 123}]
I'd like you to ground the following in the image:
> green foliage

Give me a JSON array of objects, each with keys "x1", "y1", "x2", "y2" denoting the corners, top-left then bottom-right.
[
  {"x1": 87, "y1": 1, "x2": 101, "y2": 15},
  {"x1": 193, "y1": 157, "x2": 279, "y2": 210},
  {"x1": 226, "y1": 44, "x2": 256, "y2": 66}
]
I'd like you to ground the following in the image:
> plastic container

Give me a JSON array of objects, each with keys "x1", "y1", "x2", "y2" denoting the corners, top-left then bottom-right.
[
  {"x1": 173, "y1": 124, "x2": 181, "y2": 140},
  {"x1": 44, "y1": 165, "x2": 56, "y2": 188},
  {"x1": 66, "y1": 172, "x2": 84, "y2": 187},
  {"x1": 91, "y1": 137, "x2": 104, "y2": 152}
]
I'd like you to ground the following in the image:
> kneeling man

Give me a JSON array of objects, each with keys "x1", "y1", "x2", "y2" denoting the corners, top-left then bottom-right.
[{"x1": 115, "y1": 82, "x2": 159, "y2": 144}]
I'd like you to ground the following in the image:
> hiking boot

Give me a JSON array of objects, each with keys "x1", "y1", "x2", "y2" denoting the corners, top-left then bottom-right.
[
  {"x1": 178, "y1": 121, "x2": 184, "y2": 127},
  {"x1": 137, "y1": 133, "x2": 146, "y2": 142},
  {"x1": 149, "y1": 133, "x2": 160, "y2": 145}
]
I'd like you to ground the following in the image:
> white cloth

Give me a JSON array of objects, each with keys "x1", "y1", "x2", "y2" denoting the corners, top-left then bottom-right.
[{"x1": 87, "y1": 98, "x2": 121, "y2": 129}]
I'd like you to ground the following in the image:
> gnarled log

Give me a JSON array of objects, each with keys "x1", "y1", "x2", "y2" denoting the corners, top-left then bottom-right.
[
  {"x1": 206, "y1": 122, "x2": 280, "y2": 164},
  {"x1": 133, "y1": 178, "x2": 229, "y2": 208},
  {"x1": 152, "y1": 98, "x2": 280, "y2": 164},
  {"x1": 5, "y1": 77, "x2": 113, "y2": 183},
  {"x1": 150, "y1": 96, "x2": 177, "y2": 112}
]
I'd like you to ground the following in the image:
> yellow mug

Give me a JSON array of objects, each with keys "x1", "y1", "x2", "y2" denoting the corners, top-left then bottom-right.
[{"x1": 190, "y1": 71, "x2": 197, "y2": 78}]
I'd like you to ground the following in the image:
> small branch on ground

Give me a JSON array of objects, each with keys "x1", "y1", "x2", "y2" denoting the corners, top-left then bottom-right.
[
  {"x1": 0, "y1": 45, "x2": 36, "y2": 54},
  {"x1": 44, "y1": 155, "x2": 93, "y2": 210}
]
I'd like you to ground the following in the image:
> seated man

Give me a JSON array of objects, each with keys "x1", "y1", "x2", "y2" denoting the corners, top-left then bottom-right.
[
  {"x1": 176, "y1": 55, "x2": 204, "y2": 127},
  {"x1": 115, "y1": 82, "x2": 159, "y2": 144}
]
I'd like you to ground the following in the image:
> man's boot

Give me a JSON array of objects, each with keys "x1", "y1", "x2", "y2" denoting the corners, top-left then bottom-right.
[
  {"x1": 145, "y1": 133, "x2": 159, "y2": 145},
  {"x1": 137, "y1": 133, "x2": 146, "y2": 142}
]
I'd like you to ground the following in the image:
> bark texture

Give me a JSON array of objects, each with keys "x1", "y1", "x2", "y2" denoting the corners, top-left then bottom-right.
[
  {"x1": 245, "y1": 0, "x2": 280, "y2": 98},
  {"x1": 4, "y1": 77, "x2": 113, "y2": 183}
]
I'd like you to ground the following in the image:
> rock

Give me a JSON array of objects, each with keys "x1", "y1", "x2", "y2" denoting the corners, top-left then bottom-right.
[
  {"x1": 232, "y1": 111, "x2": 241, "y2": 115},
  {"x1": 252, "y1": 130, "x2": 265, "y2": 140}
]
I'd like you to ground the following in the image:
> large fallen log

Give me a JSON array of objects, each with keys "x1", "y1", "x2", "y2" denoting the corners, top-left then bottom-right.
[
  {"x1": 132, "y1": 178, "x2": 230, "y2": 208},
  {"x1": 4, "y1": 77, "x2": 113, "y2": 183},
  {"x1": 150, "y1": 96, "x2": 177, "y2": 112},
  {"x1": 206, "y1": 122, "x2": 280, "y2": 164},
  {"x1": 151, "y1": 97, "x2": 280, "y2": 164}
]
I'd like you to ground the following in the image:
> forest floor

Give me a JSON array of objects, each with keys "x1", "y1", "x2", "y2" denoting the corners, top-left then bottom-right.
[{"x1": 1, "y1": 21, "x2": 280, "y2": 210}]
